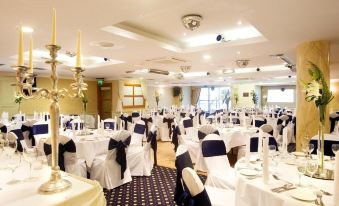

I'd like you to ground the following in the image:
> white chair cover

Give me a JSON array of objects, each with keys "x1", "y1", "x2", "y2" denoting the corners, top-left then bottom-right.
[
  {"x1": 44, "y1": 135, "x2": 87, "y2": 178},
  {"x1": 202, "y1": 134, "x2": 235, "y2": 190},
  {"x1": 130, "y1": 120, "x2": 146, "y2": 146},
  {"x1": 159, "y1": 113, "x2": 175, "y2": 141},
  {"x1": 182, "y1": 168, "x2": 235, "y2": 206},
  {"x1": 103, "y1": 118, "x2": 116, "y2": 130},
  {"x1": 91, "y1": 130, "x2": 132, "y2": 189}
]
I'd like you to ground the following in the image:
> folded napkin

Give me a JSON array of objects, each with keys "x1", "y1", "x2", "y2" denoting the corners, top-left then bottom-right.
[
  {"x1": 334, "y1": 151, "x2": 339, "y2": 205},
  {"x1": 262, "y1": 136, "x2": 269, "y2": 184}
]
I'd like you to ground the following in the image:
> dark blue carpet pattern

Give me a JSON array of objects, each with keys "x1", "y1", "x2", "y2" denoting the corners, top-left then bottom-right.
[{"x1": 104, "y1": 166, "x2": 206, "y2": 206}]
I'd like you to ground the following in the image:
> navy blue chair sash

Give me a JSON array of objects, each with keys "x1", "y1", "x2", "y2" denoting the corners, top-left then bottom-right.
[
  {"x1": 33, "y1": 124, "x2": 49, "y2": 135},
  {"x1": 329, "y1": 116, "x2": 339, "y2": 133},
  {"x1": 180, "y1": 188, "x2": 212, "y2": 206},
  {"x1": 120, "y1": 115, "x2": 132, "y2": 130},
  {"x1": 131, "y1": 112, "x2": 140, "y2": 118},
  {"x1": 183, "y1": 119, "x2": 193, "y2": 128},
  {"x1": 232, "y1": 118, "x2": 240, "y2": 124},
  {"x1": 108, "y1": 136, "x2": 131, "y2": 179},
  {"x1": 141, "y1": 117, "x2": 153, "y2": 136},
  {"x1": 172, "y1": 125, "x2": 181, "y2": 152},
  {"x1": 202, "y1": 140, "x2": 226, "y2": 157},
  {"x1": 0, "y1": 125, "x2": 7, "y2": 133},
  {"x1": 163, "y1": 118, "x2": 174, "y2": 137},
  {"x1": 44, "y1": 114, "x2": 50, "y2": 122},
  {"x1": 250, "y1": 136, "x2": 278, "y2": 152},
  {"x1": 21, "y1": 125, "x2": 35, "y2": 146},
  {"x1": 65, "y1": 119, "x2": 73, "y2": 130},
  {"x1": 11, "y1": 129, "x2": 24, "y2": 152},
  {"x1": 198, "y1": 130, "x2": 219, "y2": 140},
  {"x1": 175, "y1": 151, "x2": 193, "y2": 206},
  {"x1": 147, "y1": 131, "x2": 158, "y2": 166},
  {"x1": 134, "y1": 123, "x2": 146, "y2": 135},
  {"x1": 197, "y1": 112, "x2": 204, "y2": 125},
  {"x1": 180, "y1": 113, "x2": 186, "y2": 118},
  {"x1": 310, "y1": 139, "x2": 339, "y2": 156},
  {"x1": 251, "y1": 119, "x2": 267, "y2": 128},
  {"x1": 43, "y1": 139, "x2": 76, "y2": 171},
  {"x1": 189, "y1": 114, "x2": 194, "y2": 120},
  {"x1": 104, "y1": 122, "x2": 115, "y2": 130}
]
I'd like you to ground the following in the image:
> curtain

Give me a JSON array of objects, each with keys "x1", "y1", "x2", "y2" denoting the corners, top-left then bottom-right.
[
  {"x1": 191, "y1": 87, "x2": 201, "y2": 106},
  {"x1": 140, "y1": 80, "x2": 148, "y2": 109}
]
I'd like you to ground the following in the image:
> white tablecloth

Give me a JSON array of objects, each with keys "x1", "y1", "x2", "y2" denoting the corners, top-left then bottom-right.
[
  {"x1": 0, "y1": 155, "x2": 105, "y2": 206},
  {"x1": 218, "y1": 126, "x2": 257, "y2": 152},
  {"x1": 235, "y1": 157, "x2": 335, "y2": 206}
]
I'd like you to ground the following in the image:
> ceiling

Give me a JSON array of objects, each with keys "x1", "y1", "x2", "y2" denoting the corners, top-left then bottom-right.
[{"x1": 1, "y1": 0, "x2": 339, "y2": 86}]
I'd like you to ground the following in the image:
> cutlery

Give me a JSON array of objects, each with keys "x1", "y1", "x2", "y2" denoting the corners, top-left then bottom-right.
[
  {"x1": 271, "y1": 184, "x2": 295, "y2": 193},
  {"x1": 272, "y1": 174, "x2": 293, "y2": 186},
  {"x1": 320, "y1": 189, "x2": 332, "y2": 196}
]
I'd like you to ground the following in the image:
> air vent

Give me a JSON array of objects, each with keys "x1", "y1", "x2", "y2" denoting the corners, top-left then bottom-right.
[
  {"x1": 234, "y1": 77, "x2": 252, "y2": 81},
  {"x1": 34, "y1": 67, "x2": 47, "y2": 71},
  {"x1": 145, "y1": 57, "x2": 186, "y2": 65}
]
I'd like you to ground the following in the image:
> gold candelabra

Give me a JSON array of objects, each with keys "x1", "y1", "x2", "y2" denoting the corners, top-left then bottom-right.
[{"x1": 12, "y1": 44, "x2": 87, "y2": 194}]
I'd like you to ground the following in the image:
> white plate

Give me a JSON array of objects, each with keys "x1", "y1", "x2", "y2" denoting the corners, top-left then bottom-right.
[
  {"x1": 292, "y1": 152, "x2": 306, "y2": 157},
  {"x1": 290, "y1": 188, "x2": 316, "y2": 201},
  {"x1": 239, "y1": 168, "x2": 258, "y2": 176}
]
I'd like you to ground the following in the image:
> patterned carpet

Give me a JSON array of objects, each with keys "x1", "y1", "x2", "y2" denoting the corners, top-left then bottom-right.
[{"x1": 104, "y1": 166, "x2": 206, "y2": 206}]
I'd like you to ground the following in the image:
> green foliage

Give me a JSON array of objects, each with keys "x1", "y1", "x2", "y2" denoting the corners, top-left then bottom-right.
[{"x1": 251, "y1": 90, "x2": 258, "y2": 105}]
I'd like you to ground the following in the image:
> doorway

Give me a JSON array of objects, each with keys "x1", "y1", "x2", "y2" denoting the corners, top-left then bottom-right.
[{"x1": 98, "y1": 83, "x2": 112, "y2": 120}]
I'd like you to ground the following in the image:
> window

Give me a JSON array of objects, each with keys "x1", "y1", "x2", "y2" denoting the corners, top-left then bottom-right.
[
  {"x1": 122, "y1": 84, "x2": 145, "y2": 108},
  {"x1": 197, "y1": 87, "x2": 231, "y2": 111},
  {"x1": 267, "y1": 89, "x2": 294, "y2": 102}
]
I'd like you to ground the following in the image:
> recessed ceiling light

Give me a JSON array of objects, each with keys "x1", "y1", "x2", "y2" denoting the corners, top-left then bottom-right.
[
  {"x1": 22, "y1": 26, "x2": 34, "y2": 33},
  {"x1": 203, "y1": 55, "x2": 211, "y2": 60},
  {"x1": 237, "y1": 21, "x2": 242, "y2": 25},
  {"x1": 183, "y1": 33, "x2": 187, "y2": 36},
  {"x1": 237, "y1": 51, "x2": 241, "y2": 55}
]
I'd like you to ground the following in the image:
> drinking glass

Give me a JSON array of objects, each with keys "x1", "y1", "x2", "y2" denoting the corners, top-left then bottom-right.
[
  {"x1": 308, "y1": 143, "x2": 315, "y2": 158},
  {"x1": 105, "y1": 123, "x2": 110, "y2": 130},
  {"x1": 296, "y1": 160, "x2": 306, "y2": 186},
  {"x1": 306, "y1": 160, "x2": 318, "y2": 178},
  {"x1": 23, "y1": 147, "x2": 38, "y2": 181},
  {"x1": 3, "y1": 139, "x2": 17, "y2": 158},
  {"x1": 269, "y1": 145, "x2": 277, "y2": 158},
  {"x1": 332, "y1": 144, "x2": 339, "y2": 156}
]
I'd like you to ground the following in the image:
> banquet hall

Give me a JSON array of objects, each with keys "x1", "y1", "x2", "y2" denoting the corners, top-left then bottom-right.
[{"x1": 1, "y1": 0, "x2": 339, "y2": 205}]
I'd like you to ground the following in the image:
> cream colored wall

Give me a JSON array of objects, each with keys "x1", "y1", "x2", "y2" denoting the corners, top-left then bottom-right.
[
  {"x1": 231, "y1": 84, "x2": 260, "y2": 107},
  {"x1": 261, "y1": 85, "x2": 296, "y2": 109},
  {"x1": 146, "y1": 86, "x2": 174, "y2": 109},
  {"x1": 0, "y1": 75, "x2": 98, "y2": 117},
  {"x1": 329, "y1": 81, "x2": 339, "y2": 113}
]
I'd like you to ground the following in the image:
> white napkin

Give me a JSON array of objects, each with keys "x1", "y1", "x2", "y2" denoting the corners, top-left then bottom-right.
[
  {"x1": 262, "y1": 136, "x2": 269, "y2": 184},
  {"x1": 72, "y1": 122, "x2": 76, "y2": 137},
  {"x1": 245, "y1": 133, "x2": 251, "y2": 167},
  {"x1": 334, "y1": 150, "x2": 339, "y2": 205}
]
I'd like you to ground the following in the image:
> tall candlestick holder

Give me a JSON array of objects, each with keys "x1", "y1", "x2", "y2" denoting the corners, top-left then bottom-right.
[{"x1": 12, "y1": 44, "x2": 87, "y2": 194}]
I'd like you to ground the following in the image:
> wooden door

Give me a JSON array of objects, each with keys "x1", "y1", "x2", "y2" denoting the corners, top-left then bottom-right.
[{"x1": 98, "y1": 83, "x2": 112, "y2": 120}]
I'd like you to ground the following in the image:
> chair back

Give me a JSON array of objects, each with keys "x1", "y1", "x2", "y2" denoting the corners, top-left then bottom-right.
[
  {"x1": 130, "y1": 120, "x2": 146, "y2": 146},
  {"x1": 198, "y1": 125, "x2": 219, "y2": 140},
  {"x1": 103, "y1": 118, "x2": 116, "y2": 130},
  {"x1": 32, "y1": 121, "x2": 49, "y2": 135},
  {"x1": 182, "y1": 168, "x2": 212, "y2": 206}
]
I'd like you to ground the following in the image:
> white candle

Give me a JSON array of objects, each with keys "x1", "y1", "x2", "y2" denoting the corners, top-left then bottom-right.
[
  {"x1": 75, "y1": 30, "x2": 82, "y2": 67},
  {"x1": 17, "y1": 25, "x2": 24, "y2": 66},
  {"x1": 252, "y1": 116, "x2": 255, "y2": 128},
  {"x1": 28, "y1": 36, "x2": 33, "y2": 73},
  {"x1": 262, "y1": 136, "x2": 269, "y2": 184},
  {"x1": 97, "y1": 114, "x2": 100, "y2": 129},
  {"x1": 51, "y1": 8, "x2": 57, "y2": 45}
]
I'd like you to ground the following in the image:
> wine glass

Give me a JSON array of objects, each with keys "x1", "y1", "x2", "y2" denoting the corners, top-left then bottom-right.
[
  {"x1": 23, "y1": 147, "x2": 38, "y2": 181},
  {"x1": 332, "y1": 144, "x2": 339, "y2": 157},
  {"x1": 308, "y1": 143, "x2": 315, "y2": 158},
  {"x1": 3, "y1": 139, "x2": 17, "y2": 158},
  {"x1": 306, "y1": 160, "x2": 318, "y2": 179},
  {"x1": 296, "y1": 159, "x2": 306, "y2": 186},
  {"x1": 269, "y1": 145, "x2": 277, "y2": 158}
]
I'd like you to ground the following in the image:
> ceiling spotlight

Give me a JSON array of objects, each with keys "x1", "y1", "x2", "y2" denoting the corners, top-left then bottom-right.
[
  {"x1": 21, "y1": 26, "x2": 34, "y2": 33},
  {"x1": 236, "y1": 59, "x2": 250, "y2": 68},
  {"x1": 237, "y1": 21, "x2": 242, "y2": 25},
  {"x1": 256, "y1": 68, "x2": 261, "y2": 72},
  {"x1": 203, "y1": 55, "x2": 211, "y2": 60},
  {"x1": 182, "y1": 14, "x2": 203, "y2": 31},
  {"x1": 180, "y1": 65, "x2": 191, "y2": 73},
  {"x1": 216, "y1": 34, "x2": 231, "y2": 43},
  {"x1": 223, "y1": 68, "x2": 234, "y2": 74}
]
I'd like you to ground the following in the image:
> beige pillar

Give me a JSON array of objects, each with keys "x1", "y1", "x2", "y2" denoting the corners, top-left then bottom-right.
[{"x1": 296, "y1": 40, "x2": 330, "y2": 151}]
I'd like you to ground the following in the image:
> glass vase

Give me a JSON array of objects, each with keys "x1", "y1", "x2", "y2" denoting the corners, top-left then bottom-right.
[{"x1": 317, "y1": 105, "x2": 326, "y2": 175}]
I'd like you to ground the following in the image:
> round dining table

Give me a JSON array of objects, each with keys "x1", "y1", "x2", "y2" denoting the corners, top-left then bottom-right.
[{"x1": 234, "y1": 155, "x2": 335, "y2": 206}]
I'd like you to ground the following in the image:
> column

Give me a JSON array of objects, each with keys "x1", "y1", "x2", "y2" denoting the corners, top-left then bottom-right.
[{"x1": 296, "y1": 40, "x2": 330, "y2": 151}]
